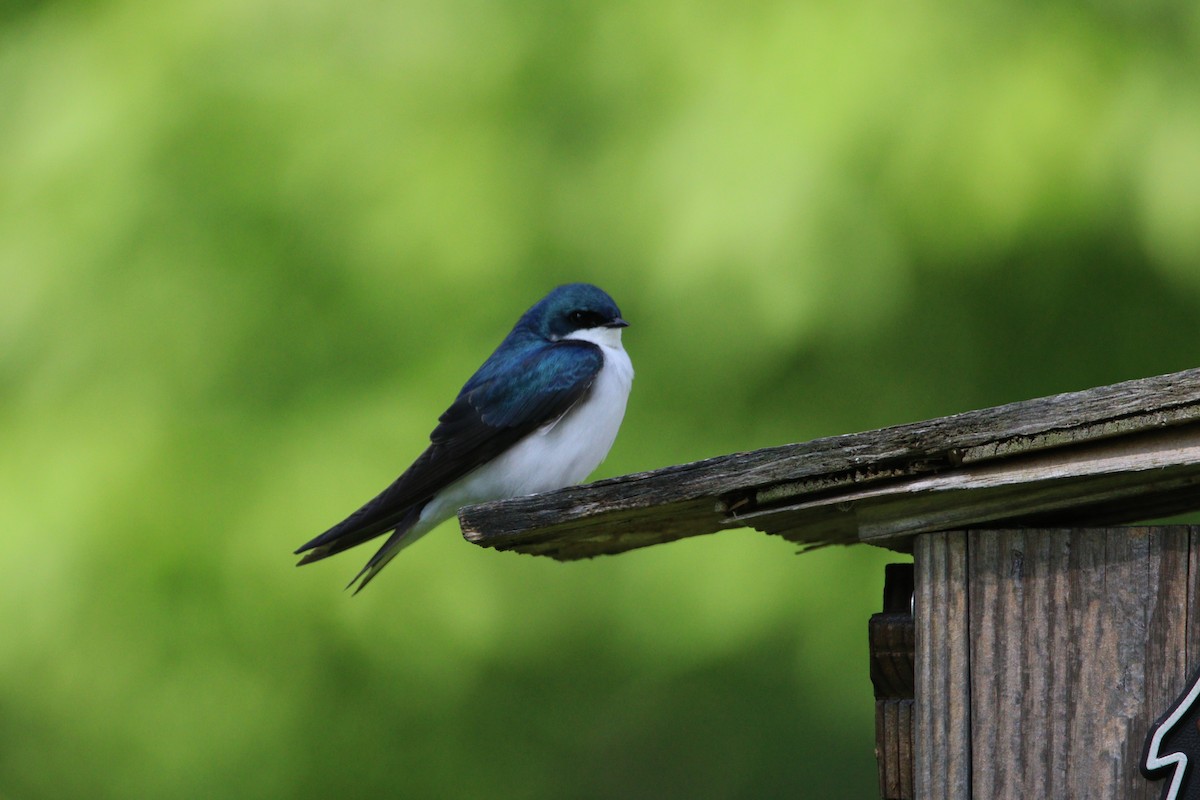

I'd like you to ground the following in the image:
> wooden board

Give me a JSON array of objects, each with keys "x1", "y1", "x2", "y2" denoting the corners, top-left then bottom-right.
[
  {"x1": 914, "y1": 527, "x2": 1197, "y2": 799},
  {"x1": 915, "y1": 532, "x2": 972, "y2": 799},
  {"x1": 460, "y1": 367, "x2": 1200, "y2": 560},
  {"x1": 872, "y1": 563, "x2": 917, "y2": 799}
]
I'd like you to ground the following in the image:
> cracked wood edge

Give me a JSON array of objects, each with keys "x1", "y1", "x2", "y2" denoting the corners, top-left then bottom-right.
[{"x1": 746, "y1": 423, "x2": 1200, "y2": 549}]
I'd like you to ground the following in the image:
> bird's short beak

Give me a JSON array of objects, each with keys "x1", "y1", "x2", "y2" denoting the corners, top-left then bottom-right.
[{"x1": 606, "y1": 318, "x2": 630, "y2": 329}]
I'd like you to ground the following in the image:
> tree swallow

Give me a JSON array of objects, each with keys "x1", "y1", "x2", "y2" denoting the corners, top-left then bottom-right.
[{"x1": 295, "y1": 283, "x2": 634, "y2": 592}]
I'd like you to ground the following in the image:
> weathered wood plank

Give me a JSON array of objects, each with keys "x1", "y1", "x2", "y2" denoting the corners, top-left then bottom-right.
[
  {"x1": 1133, "y1": 527, "x2": 1194, "y2": 800},
  {"x1": 871, "y1": 564, "x2": 916, "y2": 799},
  {"x1": 1187, "y1": 528, "x2": 1200, "y2": 672},
  {"x1": 876, "y1": 700, "x2": 915, "y2": 800},
  {"x1": 897, "y1": 699, "x2": 914, "y2": 798},
  {"x1": 916, "y1": 528, "x2": 1196, "y2": 799},
  {"x1": 461, "y1": 367, "x2": 1200, "y2": 560},
  {"x1": 748, "y1": 425, "x2": 1200, "y2": 550},
  {"x1": 915, "y1": 532, "x2": 971, "y2": 800}
]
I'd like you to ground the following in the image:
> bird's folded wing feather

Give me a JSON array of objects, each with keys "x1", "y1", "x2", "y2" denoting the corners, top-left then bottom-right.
[{"x1": 295, "y1": 340, "x2": 603, "y2": 555}]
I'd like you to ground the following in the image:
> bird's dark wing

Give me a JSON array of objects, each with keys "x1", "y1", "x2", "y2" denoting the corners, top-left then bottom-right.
[{"x1": 295, "y1": 340, "x2": 603, "y2": 562}]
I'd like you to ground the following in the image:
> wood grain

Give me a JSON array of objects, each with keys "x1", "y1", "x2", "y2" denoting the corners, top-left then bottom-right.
[
  {"x1": 460, "y1": 367, "x2": 1200, "y2": 560},
  {"x1": 871, "y1": 563, "x2": 916, "y2": 799},
  {"x1": 914, "y1": 527, "x2": 1197, "y2": 799},
  {"x1": 876, "y1": 699, "x2": 915, "y2": 800},
  {"x1": 915, "y1": 532, "x2": 972, "y2": 799}
]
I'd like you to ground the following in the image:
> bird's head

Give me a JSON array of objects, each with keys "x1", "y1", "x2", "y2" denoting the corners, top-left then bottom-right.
[{"x1": 527, "y1": 283, "x2": 628, "y2": 344}]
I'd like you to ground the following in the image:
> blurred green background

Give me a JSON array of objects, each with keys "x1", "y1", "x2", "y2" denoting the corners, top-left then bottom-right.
[{"x1": 4, "y1": 0, "x2": 1200, "y2": 797}]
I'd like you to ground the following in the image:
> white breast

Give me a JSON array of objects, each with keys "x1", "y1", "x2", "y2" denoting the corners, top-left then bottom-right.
[{"x1": 419, "y1": 327, "x2": 634, "y2": 528}]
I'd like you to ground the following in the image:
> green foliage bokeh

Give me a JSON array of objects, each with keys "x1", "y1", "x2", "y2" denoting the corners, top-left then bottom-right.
[{"x1": 3, "y1": 1, "x2": 1200, "y2": 797}]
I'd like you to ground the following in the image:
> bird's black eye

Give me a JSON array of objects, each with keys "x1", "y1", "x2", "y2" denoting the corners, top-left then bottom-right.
[{"x1": 569, "y1": 309, "x2": 600, "y2": 327}]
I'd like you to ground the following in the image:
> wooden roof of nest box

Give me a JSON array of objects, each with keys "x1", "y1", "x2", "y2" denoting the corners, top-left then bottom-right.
[{"x1": 458, "y1": 366, "x2": 1200, "y2": 559}]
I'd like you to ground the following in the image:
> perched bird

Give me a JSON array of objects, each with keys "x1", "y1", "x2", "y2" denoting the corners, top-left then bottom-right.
[{"x1": 296, "y1": 283, "x2": 634, "y2": 592}]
